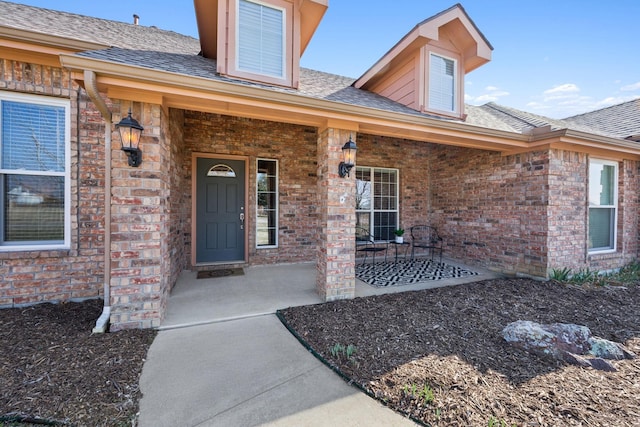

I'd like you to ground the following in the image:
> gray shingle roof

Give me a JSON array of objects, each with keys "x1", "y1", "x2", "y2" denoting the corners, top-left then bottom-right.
[
  {"x1": 563, "y1": 98, "x2": 640, "y2": 140},
  {"x1": 77, "y1": 47, "x2": 455, "y2": 120},
  {"x1": 2, "y1": 1, "x2": 637, "y2": 144},
  {"x1": 468, "y1": 103, "x2": 621, "y2": 138},
  {"x1": 0, "y1": 1, "x2": 200, "y2": 54}
]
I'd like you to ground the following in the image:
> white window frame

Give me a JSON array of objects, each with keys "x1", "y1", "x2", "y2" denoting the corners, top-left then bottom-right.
[
  {"x1": 256, "y1": 158, "x2": 278, "y2": 248},
  {"x1": 428, "y1": 52, "x2": 458, "y2": 113},
  {"x1": 588, "y1": 158, "x2": 618, "y2": 254},
  {"x1": 355, "y1": 166, "x2": 399, "y2": 241},
  {"x1": 0, "y1": 92, "x2": 71, "y2": 251},
  {"x1": 236, "y1": 0, "x2": 286, "y2": 79}
]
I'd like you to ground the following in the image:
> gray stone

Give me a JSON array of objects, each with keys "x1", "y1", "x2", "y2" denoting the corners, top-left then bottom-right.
[{"x1": 502, "y1": 320, "x2": 635, "y2": 372}]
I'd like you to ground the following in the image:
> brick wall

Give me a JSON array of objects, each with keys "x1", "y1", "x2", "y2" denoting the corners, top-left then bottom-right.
[
  {"x1": 0, "y1": 59, "x2": 105, "y2": 307},
  {"x1": 355, "y1": 134, "x2": 432, "y2": 231},
  {"x1": 109, "y1": 102, "x2": 177, "y2": 330},
  {"x1": 182, "y1": 111, "x2": 319, "y2": 265},
  {"x1": 429, "y1": 146, "x2": 550, "y2": 277}
]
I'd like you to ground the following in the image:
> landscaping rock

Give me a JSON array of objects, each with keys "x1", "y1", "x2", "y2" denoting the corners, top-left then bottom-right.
[{"x1": 502, "y1": 320, "x2": 635, "y2": 372}]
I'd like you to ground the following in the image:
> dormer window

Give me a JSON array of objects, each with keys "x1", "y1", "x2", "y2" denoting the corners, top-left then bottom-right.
[
  {"x1": 194, "y1": 0, "x2": 327, "y2": 89},
  {"x1": 238, "y1": 0, "x2": 285, "y2": 79},
  {"x1": 429, "y1": 53, "x2": 457, "y2": 113}
]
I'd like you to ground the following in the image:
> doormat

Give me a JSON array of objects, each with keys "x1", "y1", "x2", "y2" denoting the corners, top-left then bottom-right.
[
  {"x1": 356, "y1": 258, "x2": 477, "y2": 287},
  {"x1": 197, "y1": 268, "x2": 244, "y2": 279}
]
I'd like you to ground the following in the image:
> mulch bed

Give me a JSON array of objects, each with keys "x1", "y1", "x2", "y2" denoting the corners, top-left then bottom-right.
[
  {"x1": 279, "y1": 278, "x2": 640, "y2": 426},
  {"x1": 0, "y1": 299, "x2": 156, "y2": 426}
]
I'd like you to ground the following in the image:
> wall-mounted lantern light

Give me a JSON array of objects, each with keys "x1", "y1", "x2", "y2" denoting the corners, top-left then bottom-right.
[
  {"x1": 338, "y1": 136, "x2": 357, "y2": 178},
  {"x1": 116, "y1": 109, "x2": 144, "y2": 167}
]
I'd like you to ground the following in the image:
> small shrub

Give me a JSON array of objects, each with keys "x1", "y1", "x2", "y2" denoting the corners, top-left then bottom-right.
[
  {"x1": 403, "y1": 382, "x2": 435, "y2": 405},
  {"x1": 330, "y1": 343, "x2": 357, "y2": 361},
  {"x1": 549, "y1": 267, "x2": 571, "y2": 282}
]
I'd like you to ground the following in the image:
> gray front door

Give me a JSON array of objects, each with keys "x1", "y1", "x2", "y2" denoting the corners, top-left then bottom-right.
[{"x1": 195, "y1": 157, "x2": 246, "y2": 264}]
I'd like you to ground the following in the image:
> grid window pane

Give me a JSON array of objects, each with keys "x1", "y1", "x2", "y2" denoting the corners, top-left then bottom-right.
[{"x1": 356, "y1": 167, "x2": 398, "y2": 241}]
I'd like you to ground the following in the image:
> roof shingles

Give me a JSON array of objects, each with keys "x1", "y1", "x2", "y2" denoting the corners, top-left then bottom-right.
[{"x1": 1, "y1": 1, "x2": 637, "y2": 144}]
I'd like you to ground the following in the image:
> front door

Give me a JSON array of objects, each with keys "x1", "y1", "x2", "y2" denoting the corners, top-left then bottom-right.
[{"x1": 195, "y1": 157, "x2": 246, "y2": 264}]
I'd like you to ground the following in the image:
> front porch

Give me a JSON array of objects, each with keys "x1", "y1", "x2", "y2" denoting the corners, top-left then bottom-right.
[{"x1": 160, "y1": 258, "x2": 501, "y2": 330}]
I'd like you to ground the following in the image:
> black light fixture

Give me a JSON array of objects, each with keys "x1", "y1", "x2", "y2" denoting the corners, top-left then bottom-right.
[
  {"x1": 116, "y1": 109, "x2": 144, "y2": 167},
  {"x1": 338, "y1": 136, "x2": 357, "y2": 178}
]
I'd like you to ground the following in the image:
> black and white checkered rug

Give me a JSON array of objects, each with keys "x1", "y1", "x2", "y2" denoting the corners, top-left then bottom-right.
[{"x1": 356, "y1": 258, "x2": 478, "y2": 287}]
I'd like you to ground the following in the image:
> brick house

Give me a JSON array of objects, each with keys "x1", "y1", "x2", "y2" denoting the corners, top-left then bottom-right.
[{"x1": 0, "y1": 1, "x2": 638, "y2": 330}]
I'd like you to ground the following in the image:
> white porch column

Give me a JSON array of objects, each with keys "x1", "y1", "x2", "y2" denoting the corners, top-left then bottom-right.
[{"x1": 316, "y1": 125, "x2": 357, "y2": 301}]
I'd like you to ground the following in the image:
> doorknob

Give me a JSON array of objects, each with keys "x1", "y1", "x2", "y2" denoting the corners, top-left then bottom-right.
[{"x1": 240, "y1": 213, "x2": 245, "y2": 221}]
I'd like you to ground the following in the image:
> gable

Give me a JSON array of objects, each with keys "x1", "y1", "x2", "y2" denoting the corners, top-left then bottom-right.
[{"x1": 354, "y1": 4, "x2": 492, "y2": 120}]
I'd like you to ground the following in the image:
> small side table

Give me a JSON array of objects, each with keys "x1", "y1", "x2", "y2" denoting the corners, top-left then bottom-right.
[{"x1": 388, "y1": 241, "x2": 410, "y2": 264}]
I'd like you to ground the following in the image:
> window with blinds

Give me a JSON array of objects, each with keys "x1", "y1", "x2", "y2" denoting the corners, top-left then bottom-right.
[
  {"x1": 0, "y1": 94, "x2": 69, "y2": 249},
  {"x1": 238, "y1": 0, "x2": 285, "y2": 78},
  {"x1": 588, "y1": 159, "x2": 617, "y2": 252},
  {"x1": 429, "y1": 53, "x2": 456, "y2": 113}
]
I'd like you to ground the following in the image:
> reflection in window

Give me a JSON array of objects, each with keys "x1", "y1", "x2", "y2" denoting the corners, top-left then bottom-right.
[
  {"x1": 356, "y1": 167, "x2": 398, "y2": 241},
  {"x1": 588, "y1": 159, "x2": 617, "y2": 252},
  {"x1": 257, "y1": 159, "x2": 277, "y2": 247},
  {"x1": 1, "y1": 95, "x2": 69, "y2": 247}
]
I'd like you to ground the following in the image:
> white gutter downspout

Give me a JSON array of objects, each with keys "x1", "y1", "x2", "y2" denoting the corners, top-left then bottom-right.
[{"x1": 84, "y1": 70, "x2": 112, "y2": 333}]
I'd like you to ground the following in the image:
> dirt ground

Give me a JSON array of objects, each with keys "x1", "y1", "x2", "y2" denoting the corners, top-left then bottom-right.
[
  {"x1": 280, "y1": 278, "x2": 640, "y2": 426},
  {"x1": 0, "y1": 299, "x2": 155, "y2": 426}
]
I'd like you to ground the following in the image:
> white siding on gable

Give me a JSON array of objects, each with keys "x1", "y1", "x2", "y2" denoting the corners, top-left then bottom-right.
[
  {"x1": 238, "y1": 0, "x2": 285, "y2": 78},
  {"x1": 429, "y1": 53, "x2": 456, "y2": 112}
]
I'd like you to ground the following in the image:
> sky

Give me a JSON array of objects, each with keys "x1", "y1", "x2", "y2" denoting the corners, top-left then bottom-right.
[{"x1": 11, "y1": 1, "x2": 640, "y2": 119}]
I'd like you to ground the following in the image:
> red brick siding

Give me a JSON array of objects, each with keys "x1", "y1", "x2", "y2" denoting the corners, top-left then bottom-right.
[
  {"x1": 0, "y1": 59, "x2": 105, "y2": 307},
  {"x1": 429, "y1": 147, "x2": 550, "y2": 277},
  {"x1": 109, "y1": 102, "x2": 176, "y2": 330},
  {"x1": 315, "y1": 127, "x2": 356, "y2": 300}
]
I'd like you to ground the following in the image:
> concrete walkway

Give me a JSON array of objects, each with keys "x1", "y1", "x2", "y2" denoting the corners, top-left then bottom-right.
[{"x1": 138, "y1": 261, "x2": 499, "y2": 426}]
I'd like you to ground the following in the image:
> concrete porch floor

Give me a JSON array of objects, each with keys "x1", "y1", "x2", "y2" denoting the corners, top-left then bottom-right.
[{"x1": 160, "y1": 257, "x2": 501, "y2": 330}]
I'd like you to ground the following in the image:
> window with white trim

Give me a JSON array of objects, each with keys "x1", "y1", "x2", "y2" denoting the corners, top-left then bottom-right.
[
  {"x1": 588, "y1": 159, "x2": 617, "y2": 253},
  {"x1": 429, "y1": 53, "x2": 457, "y2": 113},
  {"x1": 256, "y1": 159, "x2": 278, "y2": 247},
  {"x1": 0, "y1": 93, "x2": 70, "y2": 250},
  {"x1": 238, "y1": 0, "x2": 285, "y2": 79},
  {"x1": 355, "y1": 167, "x2": 399, "y2": 241}
]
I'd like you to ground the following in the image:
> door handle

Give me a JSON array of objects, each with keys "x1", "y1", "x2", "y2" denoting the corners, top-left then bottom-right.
[{"x1": 240, "y1": 213, "x2": 245, "y2": 221}]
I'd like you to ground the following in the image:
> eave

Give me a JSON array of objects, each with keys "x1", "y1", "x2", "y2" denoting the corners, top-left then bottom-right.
[
  {"x1": 0, "y1": 27, "x2": 108, "y2": 67},
  {"x1": 59, "y1": 54, "x2": 640, "y2": 160}
]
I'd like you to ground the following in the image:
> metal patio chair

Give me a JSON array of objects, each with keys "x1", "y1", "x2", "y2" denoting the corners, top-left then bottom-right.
[
  {"x1": 410, "y1": 225, "x2": 443, "y2": 262},
  {"x1": 355, "y1": 226, "x2": 388, "y2": 267}
]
